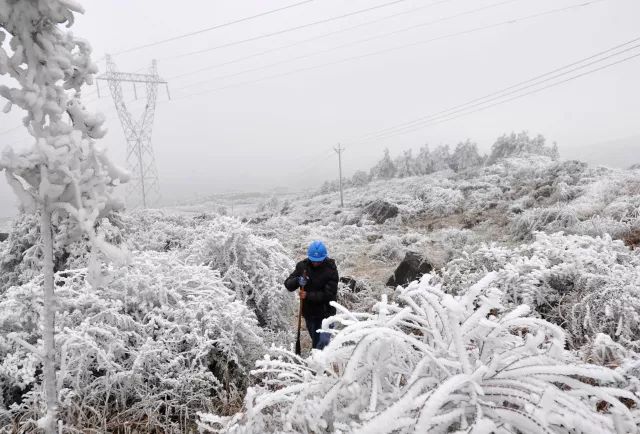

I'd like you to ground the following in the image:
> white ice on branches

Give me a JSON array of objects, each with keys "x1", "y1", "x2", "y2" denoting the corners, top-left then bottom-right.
[
  {"x1": 200, "y1": 275, "x2": 636, "y2": 433},
  {"x1": 0, "y1": 2, "x2": 128, "y2": 432},
  {"x1": 0, "y1": 251, "x2": 265, "y2": 431},
  {"x1": 122, "y1": 211, "x2": 296, "y2": 331},
  {"x1": 0, "y1": 0, "x2": 128, "y2": 260},
  {"x1": 441, "y1": 232, "x2": 640, "y2": 352}
]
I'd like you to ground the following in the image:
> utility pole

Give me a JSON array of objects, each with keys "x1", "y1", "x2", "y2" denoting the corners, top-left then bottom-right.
[
  {"x1": 334, "y1": 144, "x2": 345, "y2": 207},
  {"x1": 97, "y1": 55, "x2": 169, "y2": 208}
]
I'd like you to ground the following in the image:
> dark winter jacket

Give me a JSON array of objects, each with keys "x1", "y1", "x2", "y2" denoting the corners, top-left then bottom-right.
[{"x1": 285, "y1": 258, "x2": 339, "y2": 319}]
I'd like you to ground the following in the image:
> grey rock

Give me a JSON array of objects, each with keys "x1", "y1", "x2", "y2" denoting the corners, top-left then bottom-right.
[{"x1": 387, "y1": 252, "x2": 433, "y2": 287}]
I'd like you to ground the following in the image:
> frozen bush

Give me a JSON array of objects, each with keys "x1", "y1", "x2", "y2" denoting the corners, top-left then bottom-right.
[
  {"x1": 120, "y1": 212, "x2": 295, "y2": 331},
  {"x1": 571, "y1": 216, "x2": 632, "y2": 239},
  {"x1": 182, "y1": 216, "x2": 295, "y2": 330},
  {"x1": 412, "y1": 185, "x2": 464, "y2": 218},
  {"x1": 369, "y1": 236, "x2": 404, "y2": 262},
  {"x1": 0, "y1": 213, "x2": 124, "y2": 295},
  {"x1": 121, "y1": 209, "x2": 203, "y2": 252},
  {"x1": 441, "y1": 233, "x2": 640, "y2": 353},
  {"x1": 510, "y1": 206, "x2": 579, "y2": 240},
  {"x1": 200, "y1": 275, "x2": 636, "y2": 433},
  {"x1": 0, "y1": 251, "x2": 265, "y2": 432}
]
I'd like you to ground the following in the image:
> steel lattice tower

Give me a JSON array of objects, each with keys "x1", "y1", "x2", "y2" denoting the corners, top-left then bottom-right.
[{"x1": 97, "y1": 55, "x2": 169, "y2": 208}]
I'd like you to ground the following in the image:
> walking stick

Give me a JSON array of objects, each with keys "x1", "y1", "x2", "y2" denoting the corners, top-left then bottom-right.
[
  {"x1": 295, "y1": 287, "x2": 303, "y2": 356},
  {"x1": 295, "y1": 272, "x2": 307, "y2": 356}
]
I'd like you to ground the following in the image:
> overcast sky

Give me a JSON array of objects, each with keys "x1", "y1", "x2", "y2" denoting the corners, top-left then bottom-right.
[{"x1": 1, "y1": 0, "x2": 639, "y2": 217}]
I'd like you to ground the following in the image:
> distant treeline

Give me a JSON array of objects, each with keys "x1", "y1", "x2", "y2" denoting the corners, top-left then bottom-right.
[{"x1": 319, "y1": 131, "x2": 559, "y2": 194}]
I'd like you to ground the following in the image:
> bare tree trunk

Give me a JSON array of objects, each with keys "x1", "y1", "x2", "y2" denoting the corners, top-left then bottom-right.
[{"x1": 40, "y1": 205, "x2": 58, "y2": 434}]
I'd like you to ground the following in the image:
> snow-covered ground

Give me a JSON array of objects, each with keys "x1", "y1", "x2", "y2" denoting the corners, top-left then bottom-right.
[
  {"x1": 2, "y1": 151, "x2": 640, "y2": 432},
  {"x1": 2, "y1": 1, "x2": 639, "y2": 432}
]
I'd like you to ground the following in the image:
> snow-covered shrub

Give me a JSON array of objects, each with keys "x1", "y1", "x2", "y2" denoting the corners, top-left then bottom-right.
[
  {"x1": 121, "y1": 209, "x2": 203, "y2": 252},
  {"x1": 368, "y1": 235, "x2": 404, "y2": 262},
  {"x1": 571, "y1": 215, "x2": 633, "y2": 239},
  {"x1": 441, "y1": 232, "x2": 640, "y2": 352},
  {"x1": 201, "y1": 274, "x2": 636, "y2": 433},
  {"x1": 603, "y1": 195, "x2": 640, "y2": 223},
  {"x1": 120, "y1": 211, "x2": 295, "y2": 331},
  {"x1": 412, "y1": 184, "x2": 464, "y2": 218},
  {"x1": 0, "y1": 214, "x2": 41, "y2": 294},
  {"x1": 0, "y1": 212, "x2": 124, "y2": 295},
  {"x1": 569, "y1": 177, "x2": 633, "y2": 220},
  {"x1": 510, "y1": 206, "x2": 579, "y2": 240},
  {"x1": 255, "y1": 196, "x2": 290, "y2": 217},
  {"x1": 436, "y1": 227, "x2": 481, "y2": 254},
  {"x1": 183, "y1": 216, "x2": 295, "y2": 330},
  {"x1": 0, "y1": 251, "x2": 265, "y2": 432}
]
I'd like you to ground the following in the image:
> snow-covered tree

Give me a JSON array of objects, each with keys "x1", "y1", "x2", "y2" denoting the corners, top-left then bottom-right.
[
  {"x1": 370, "y1": 148, "x2": 396, "y2": 180},
  {"x1": 449, "y1": 140, "x2": 484, "y2": 172},
  {"x1": 430, "y1": 144, "x2": 452, "y2": 171},
  {"x1": 488, "y1": 132, "x2": 558, "y2": 164},
  {"x1": 394, "y1": 149, "x2": 418, "y2": 178},
  {"x1": 350, "y1": 170, "x2": 370, "y2": 187},
  {"x1": 0, "y1": 1, "x2": 127, "y2": 431},
  {"x1": 415, "y1": 144, "x2": 434, "y2": 175}
]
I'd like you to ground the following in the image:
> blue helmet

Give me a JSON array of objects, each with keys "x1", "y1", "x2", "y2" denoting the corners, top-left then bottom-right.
[{"x1": 307, "y1": 240, "x2": 328, "y2": 262}]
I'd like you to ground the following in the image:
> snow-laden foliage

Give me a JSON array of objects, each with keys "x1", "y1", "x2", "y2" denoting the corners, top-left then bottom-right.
[
  {"x1": 295, "y1": 152, "x2": 640, "y2": 249},
  {"x1": 0, "y1": 0, "x2": 128, "y2": 256},
  {"x1": 121, "y1": 209, "x2": 205, "y2": 252},
  {"x1": 0, "y1": 251, "x2": 265, "y2": 433},
  {"x1": 488, "y1": 132, "x2": 559, "y2": 164},
  {"x1": 0, "y1": 2, "x2": 129, "y2": 430},
  {"x1": 182, "y1": 216, "x2": 295, "y2": 330},
  {"x1": 124, "y1": 210, "x2": 295, "y2": 331},
  {"x1": 449, "y1": 140, "x2": 485, "y2": 172},
  {"x1": 369, "y1": 148, "x2": 396, "y2": 180},
  {"x1": 0, "y1": 212, "x2": 124, "y2": 295},
  {"x1": 441, "y1": 232, "x2": 640, "y2": 352},
  {"x1": 0, "y1": 213, "x2": 41, "y2": 293},
  {"x1": 200, "y1": 274, "x2": 636, "y2": 433}
]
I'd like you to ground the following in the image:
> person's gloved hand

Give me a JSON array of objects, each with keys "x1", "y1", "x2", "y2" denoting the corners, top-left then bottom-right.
[
  {"x1": 318, "y1": 331, "x2": 331, "y2": 348},
  {"x1": 298, "y1": 276, "x2": 308, "y2": 287}
]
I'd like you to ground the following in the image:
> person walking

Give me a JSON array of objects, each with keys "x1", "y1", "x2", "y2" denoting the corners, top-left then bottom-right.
[{"x1": 285, "y1": 240, "x2": 338, "y2": 350}]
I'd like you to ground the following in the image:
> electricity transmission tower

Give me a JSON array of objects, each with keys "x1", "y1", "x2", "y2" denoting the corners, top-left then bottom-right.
[
  {"x1": 334, "y1": 144, "x2": 345, "y2": 207},
  {"x1": 96, "y1": 55, "x2": 169, "y2": 208}
]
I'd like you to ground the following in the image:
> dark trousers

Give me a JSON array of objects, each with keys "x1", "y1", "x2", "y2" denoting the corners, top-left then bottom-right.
[{"x1": 305, "y1": 317, "x2": 328, "y2": 350}]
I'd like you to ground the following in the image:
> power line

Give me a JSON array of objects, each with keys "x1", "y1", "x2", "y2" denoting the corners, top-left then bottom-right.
[
  {"x1": 111, "y1": 0, "x2": 316, "y2": 56},
  {"x1": 167, "y1": 0, "x2": 459, "y2": 81},
  {"x1": 165, "y1": 0, "x2": 409, "y2": 61},
  {"x1": 172, "y1": 0, "x2": 520, "y2": 93},
  {"x1": 348, "y1": 37, "x2": 640, "y2": 143},
  {"x1": 349, "y1": 52, "x2": 640, "y2": 145},
  {"x1": 170, "y1": 0, "x2": 603, "y2": 101}
]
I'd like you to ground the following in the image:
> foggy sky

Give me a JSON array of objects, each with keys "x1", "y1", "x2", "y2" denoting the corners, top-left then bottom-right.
[{"x1": 1, "y1": 0, "x2": 639, "y2": 217}]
